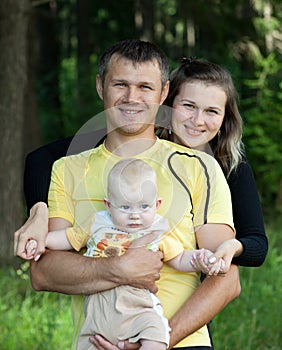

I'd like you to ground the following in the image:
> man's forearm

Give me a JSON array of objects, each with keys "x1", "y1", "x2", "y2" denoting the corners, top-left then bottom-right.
[
  {"x1": 168, "y1": 264, "x2": 241, "y2": 348},
  {"x1": 30, "y1": 240, "x2": 163, "y2": 295},
  {"x1": 30, "y1": 250, "x2": 120, "y2": 294}
]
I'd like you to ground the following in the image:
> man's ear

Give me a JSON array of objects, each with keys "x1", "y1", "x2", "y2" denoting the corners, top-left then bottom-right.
[
  {"x1": 156, "y1": 198, "x2": 162, "y2": 210},
  {"x1": 96, "y1": 74, "x2": 103, "y2": 100},
  {"x1": 160, "y1": 81, "x2": 170, "y2": 105}
]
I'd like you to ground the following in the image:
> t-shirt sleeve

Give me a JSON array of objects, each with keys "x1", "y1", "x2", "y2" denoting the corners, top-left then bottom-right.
[
  {"x1": 159, "y1": 232, "x2": 184, "y2": 262},
  {"x1": 48, "y1": 158, "x2": 75, "y2": 224},
  {"x1": 192, "y1": 153, "x2": 234, "y2": 231},
  {"x1": 66, "y1": 227, "x2": 90, "y2": 252}
]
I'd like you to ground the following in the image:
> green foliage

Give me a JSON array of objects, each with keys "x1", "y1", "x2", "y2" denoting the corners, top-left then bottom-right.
[
  {"x1": 242, "y1": 53, "x2": 282, "y2": 212},
  {"x1": 0, "y1": 265, "x2": 72, "y2": 350},
  {"x1": 212, "y1": 224, "x2": 282, "y2": 349}
]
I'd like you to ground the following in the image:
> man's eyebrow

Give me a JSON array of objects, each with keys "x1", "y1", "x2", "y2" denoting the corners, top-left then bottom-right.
[{"x1": 111, "y1": 78, "x2": 156, "y2": 87}]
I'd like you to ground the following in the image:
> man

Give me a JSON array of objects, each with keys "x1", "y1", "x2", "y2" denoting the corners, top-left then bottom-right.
[{"x1": 15, "y1": 40, "x2": 240, "y2": 349}]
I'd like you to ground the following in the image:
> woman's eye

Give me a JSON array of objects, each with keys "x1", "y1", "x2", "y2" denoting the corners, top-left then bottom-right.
[
  {"x1": 184, "y1": 103, "x2": 194, "y2": 109},
  {"x1": 207, "y1": 109, "x2": 218, "y2": 115}
]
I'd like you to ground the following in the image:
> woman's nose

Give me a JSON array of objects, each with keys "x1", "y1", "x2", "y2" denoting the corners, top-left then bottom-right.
[{"x1": 191, "y1": 109, "x2": 205, "y2": 126}]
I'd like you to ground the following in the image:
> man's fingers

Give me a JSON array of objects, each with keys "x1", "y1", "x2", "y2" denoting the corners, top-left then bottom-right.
[{"x1": 129, "y1": 230, "x2": 161, "y2": 249}]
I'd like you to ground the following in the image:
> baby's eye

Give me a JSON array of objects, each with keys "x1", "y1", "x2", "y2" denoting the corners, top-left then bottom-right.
[
  {"x1": 120, "y1": 205, "x2": 130, "y2": 210},
  {"x1": 140, "y1": 204, "x2": 150, "y2": 210}
]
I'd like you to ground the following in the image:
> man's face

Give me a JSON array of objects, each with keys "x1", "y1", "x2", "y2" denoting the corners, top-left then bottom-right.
[{"x1": 96, "y1": 55, "x2": 169, "y2": 136}]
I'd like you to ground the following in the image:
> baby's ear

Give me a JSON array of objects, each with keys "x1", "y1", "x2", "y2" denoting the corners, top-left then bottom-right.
[
  {"x1": 156, "y1": 198, "x2": 162, "y2": 210},
  {"x1": 104, "y1": 198, "x2": 111, "y2": 210}
]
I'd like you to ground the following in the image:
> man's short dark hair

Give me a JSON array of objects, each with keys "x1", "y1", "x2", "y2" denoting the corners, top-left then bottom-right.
[{"x1": 98, "y1": 39, "x2": 169, "y2": 88}]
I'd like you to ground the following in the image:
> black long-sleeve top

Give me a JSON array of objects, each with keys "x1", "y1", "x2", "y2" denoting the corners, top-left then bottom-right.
[{"x1": 23, "y1": 133, "x2": 268, "y2": 267}]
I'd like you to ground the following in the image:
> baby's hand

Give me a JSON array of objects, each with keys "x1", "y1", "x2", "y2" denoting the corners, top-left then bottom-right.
[
  {"x1": 25, "y1": 239, "x2": 40, "y2": 261},
  {"x1": 191, "y1": 249, "x2": 225, "y2": 276}
]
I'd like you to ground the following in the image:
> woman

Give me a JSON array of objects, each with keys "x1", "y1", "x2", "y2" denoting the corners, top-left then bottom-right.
[{"x1": 156, "y1": 58, "x2": 267, "y2": 267}]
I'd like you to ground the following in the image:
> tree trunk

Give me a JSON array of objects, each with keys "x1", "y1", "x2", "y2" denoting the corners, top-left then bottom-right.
[
  {"x1": 76, "y1": 0, "x2": 93, "y2": 122},
  {"x1": 0, "y1": 0, "x2": 30, "y2": 265}
]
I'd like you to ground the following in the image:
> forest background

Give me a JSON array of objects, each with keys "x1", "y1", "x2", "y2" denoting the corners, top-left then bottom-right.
[{"x1": 0, "y1": 0, "x2": 281, "y2": 349}]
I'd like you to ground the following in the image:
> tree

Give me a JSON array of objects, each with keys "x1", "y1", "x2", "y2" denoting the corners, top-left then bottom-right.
[{"x1": 0, "y1": 0, "x2": 30, "y2": 264}]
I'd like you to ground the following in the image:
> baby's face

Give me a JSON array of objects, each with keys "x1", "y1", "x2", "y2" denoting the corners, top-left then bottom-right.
[{"x1": 108, "y1": 186, "x2": 160, "y2": 233}]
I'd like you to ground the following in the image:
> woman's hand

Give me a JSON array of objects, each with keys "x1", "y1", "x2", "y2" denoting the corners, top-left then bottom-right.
[{"x1": 14, "y1": 202, "x2": 48, "y2": 261}]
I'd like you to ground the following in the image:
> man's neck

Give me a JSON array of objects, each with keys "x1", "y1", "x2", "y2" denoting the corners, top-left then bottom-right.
[{"x1": 105, "y1": 131, "x2": 157, "y2": 157}]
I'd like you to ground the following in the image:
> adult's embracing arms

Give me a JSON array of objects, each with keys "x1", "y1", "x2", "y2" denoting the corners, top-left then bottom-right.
[{"x1": 30, "y1": 219, "x2": 163, "y2": 295}]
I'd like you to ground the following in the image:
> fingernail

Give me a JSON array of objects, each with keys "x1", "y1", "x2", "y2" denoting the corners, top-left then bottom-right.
[
  {"x1": 209, "y1": 256, "x2": 216, "y2": 263},
  {"x1": 34, "y1": 255, "x2": 41, "y2": 261},
  {"x1": 117, "y1": 341, "x2": 125, "y2": 349}
]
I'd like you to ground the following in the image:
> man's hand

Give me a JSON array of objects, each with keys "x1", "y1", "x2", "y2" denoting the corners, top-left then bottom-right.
[
  {"x1": 115, "y1": 231, "x2": 163, "y2": 293},
  {"x1": 90, "y1": 335, "x2": 140, "y2": 350},
  {"x1": 14, "y1": 202, "x2": 48, "y2": 261}
]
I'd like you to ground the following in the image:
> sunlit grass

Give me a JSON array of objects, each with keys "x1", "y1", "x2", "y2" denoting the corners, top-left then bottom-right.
[{"x1": 0, "y1": 223, "x2": 280, "y2": 349}]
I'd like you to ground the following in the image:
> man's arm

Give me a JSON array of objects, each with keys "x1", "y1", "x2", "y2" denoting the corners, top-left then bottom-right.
[
  {"x1": 168, "y1": 264, "x2": 240, "y2": 348},
  {"x1": 30, "y1": 218, "x2": 163, "y2": 295},
  {"x1": 168, "y1": 222, "x2": 240, "y2": 348}
]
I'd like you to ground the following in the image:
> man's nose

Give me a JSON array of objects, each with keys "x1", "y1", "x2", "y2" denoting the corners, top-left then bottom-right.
[{"x1": 123, "y1": 87, "x2": 139, "y2": 103}]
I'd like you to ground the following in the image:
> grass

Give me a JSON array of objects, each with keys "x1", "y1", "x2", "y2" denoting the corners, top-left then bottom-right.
[
  {"x1": 212, "y1": 222, "x2": 282, "y2": 349},
  {"x1": 0, "y1": 223, "x2": 281, "y2": 350}
]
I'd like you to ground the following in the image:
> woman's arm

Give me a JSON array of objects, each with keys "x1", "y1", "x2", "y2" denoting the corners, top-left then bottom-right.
[{"x1": 228, "y1": 159, "x2": 268, "y2": 266}]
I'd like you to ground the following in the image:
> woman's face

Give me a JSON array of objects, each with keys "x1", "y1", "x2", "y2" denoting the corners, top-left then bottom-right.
[{"x1": 171, "y1": 81, "x2": 227, "y2": 151}]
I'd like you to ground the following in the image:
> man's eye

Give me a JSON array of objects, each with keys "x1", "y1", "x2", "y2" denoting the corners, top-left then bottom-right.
[
  {"x1": 114, "y1": 83, "x2": 126, "y2": 87},
  {"x1": 141, "y1": 85, "x2": 152, "y2": 90}
]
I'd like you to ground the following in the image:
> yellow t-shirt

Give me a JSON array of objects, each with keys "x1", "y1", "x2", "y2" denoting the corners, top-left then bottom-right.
[{"x1": 48, "y1": 138, "x2": 234, "y2": 348}]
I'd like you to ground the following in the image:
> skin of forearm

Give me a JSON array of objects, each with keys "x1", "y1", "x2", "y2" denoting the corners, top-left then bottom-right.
[
  {"x1": 167, "y1": 250, "x2": 195, "y2": 272},
  {"x1": 230, "y1": 239, "x2": 244, "y2": 257},
  {"x1": 30, "y1": 250, "x2": 122, "y2": 294},
  {"x1": 168, "y1": 264, "x2": 241, "y2": 348}
]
